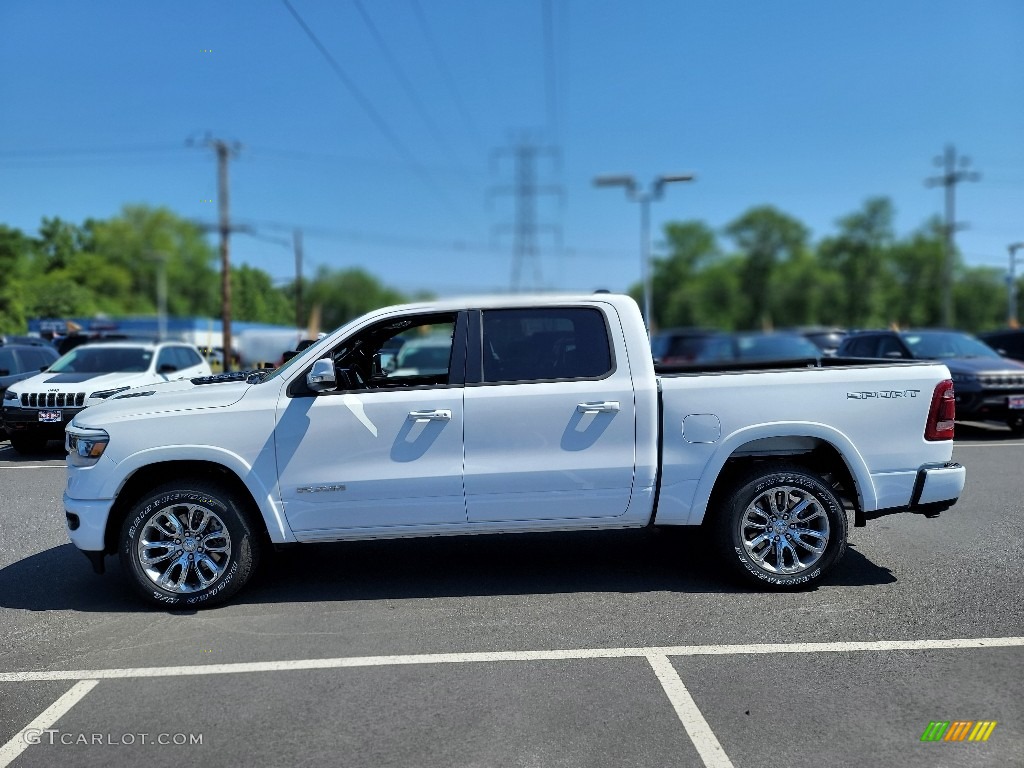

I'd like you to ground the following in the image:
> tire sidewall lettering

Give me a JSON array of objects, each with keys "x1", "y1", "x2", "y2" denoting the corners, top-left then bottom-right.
[
  {"x1": 122, "y1": 485, "x2": 245, "y2": 608},
  {"x1": 722, "y1": 467, "x2": 846, "y2": 588}
]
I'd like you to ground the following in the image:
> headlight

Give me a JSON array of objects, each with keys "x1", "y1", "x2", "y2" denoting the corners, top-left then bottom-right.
[
  {"x1": 66, "y1": 427, "x2": 110, "y2": 467},
  {"x1": 89, "y1": 386, "x2": 130, "y2": 400},
  {"x1": 950, "y1": 373, "x2": 978, "y2": 384},
  {"x1": 3, "y1": 389, "x2": 17, "y2": 401}
]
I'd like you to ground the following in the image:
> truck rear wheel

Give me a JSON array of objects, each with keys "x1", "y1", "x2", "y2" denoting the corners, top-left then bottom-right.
[
  {"x1": 119, "y1": 480, "x2": 261, "y2": 608},
  {"x1": 714, "y1": 464, "x2": 847, "y2": 589}
]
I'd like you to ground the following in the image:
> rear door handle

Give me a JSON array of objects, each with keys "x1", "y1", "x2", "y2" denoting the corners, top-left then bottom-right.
[
  {"x1": 577, "y1": 401, "x2": 620, "y2": 414},
  {"x1": 408, "y1": 409, "x2": 452, "y2": 422}
]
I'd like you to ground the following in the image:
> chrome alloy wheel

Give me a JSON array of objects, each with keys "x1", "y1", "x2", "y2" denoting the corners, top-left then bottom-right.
[
  {"x1": 740, "y1": 485, "x2": 830, "y2": 575},
  {"x1": 136, "y1": 502, "x2": 233, "y2": 593}
]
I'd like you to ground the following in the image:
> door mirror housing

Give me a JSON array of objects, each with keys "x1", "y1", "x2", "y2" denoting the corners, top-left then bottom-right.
[{"x1": 307, "y1": 358, "x2": 338, "y2": 392}]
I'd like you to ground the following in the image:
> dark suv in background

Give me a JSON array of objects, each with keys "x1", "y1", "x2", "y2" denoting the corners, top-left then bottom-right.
[
  {"x1": 650, "y1": 328, "x2": 734, "y2": 366},
  {"x1": 838, "y1": 329, "x2": 1024, "y2": 433},
  {"x1": 978, "y1": 329, "x2": 1024, "y2": 363},
  {"x1": 0, "y1": 341, "x2": 60, "y2": 434}
]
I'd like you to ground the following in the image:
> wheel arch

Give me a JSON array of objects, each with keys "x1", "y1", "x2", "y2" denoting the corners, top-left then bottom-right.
[
  {"x1": 103, "y1": 460, "x2": 283, "y2": 555},
  {"x1": 687, "y1": 425, "x2": 873, "y2": 527}
]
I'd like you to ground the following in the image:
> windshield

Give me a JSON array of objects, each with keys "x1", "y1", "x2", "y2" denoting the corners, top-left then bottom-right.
[
  {"x1": 902, "y1": 332, "x2": 1001, "y2": 359},
  {"x1": 48, "y1": 346, "x2": 153, "y2": 373}
]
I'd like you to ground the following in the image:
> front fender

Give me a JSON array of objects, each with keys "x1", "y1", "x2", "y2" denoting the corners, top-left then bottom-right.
[{"x1": 107, "y1": 444, "x2": 295, "y2": 544}]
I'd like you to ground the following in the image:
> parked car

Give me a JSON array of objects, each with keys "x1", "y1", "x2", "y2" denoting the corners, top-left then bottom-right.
[
  {"x1": 650, "y1": 328, "x2": 733, "y2": 365},
  {"x1": 731, "y1": 332, "x2": 823, "y2": 363},
  {"x1": 977, "y1": 329, "x2": 1024, "y2": 363},
  {"x1": 653, "y1": 330, "x2": 820, "y2": 369},
  {"x1": 837, "y1": 329, "x2": 1024, "y2": 432},
  {"x1": 61, "y1": 294, "x2": 963, "y2": 607},
  {"x1": 388, "y1": 333, "x2": 454, "y2": 377},
  {"x1": 0, "y1": 343, "x2": 60, "y2": 434},
  {"x1": 0, "y1": 335, "x2": 54, "y2": 348},
  {"x1": 2, "y1": 341, "x2": 212, "y2": 453},
  {"x1": 784, "y1": 327, "x2": 847, "y2": 357}
]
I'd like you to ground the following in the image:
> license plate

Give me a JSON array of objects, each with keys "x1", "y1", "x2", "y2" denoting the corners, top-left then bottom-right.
[
  {"x1": 1009, "y1": 395, "x2": 1024, "y2": 410},
  {"x1": 38, "y1": 410, "x2": 62, "y2": 423}
]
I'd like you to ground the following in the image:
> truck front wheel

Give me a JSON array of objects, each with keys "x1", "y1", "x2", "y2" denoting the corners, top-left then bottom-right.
[
  {"x1": 714, "y1": 464, "x2": 847, "y2": 589},
  {"x1": 119, "y1": 480, "x2": 261, "y2": 608}
]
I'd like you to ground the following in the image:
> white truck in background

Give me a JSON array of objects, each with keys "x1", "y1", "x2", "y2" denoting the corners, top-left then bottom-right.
[{"x1": 61, "y1": 294, "x2": 965, "y2": 607}]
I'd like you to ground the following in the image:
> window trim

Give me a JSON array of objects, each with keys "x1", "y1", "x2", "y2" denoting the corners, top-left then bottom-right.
[
  {"x1": 287, "y1": 310, "x2": 468, "y2": 398},
  {"x1": 469, "y1": 305, "x2": 618, "y2": 387}
]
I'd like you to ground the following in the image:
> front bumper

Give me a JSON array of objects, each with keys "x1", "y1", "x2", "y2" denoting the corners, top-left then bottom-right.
[
  {"x1": 3, "y1": 405, "x2": 85, "y2": 438},
  {"x1": 64, "y1": 491, "x2": 114, "y2": 552},
  {"x1": 954, "y1": 388, "x2": 1024, "y2": 420}
]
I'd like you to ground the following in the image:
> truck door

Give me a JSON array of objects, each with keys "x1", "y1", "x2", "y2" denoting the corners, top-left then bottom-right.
[
  {"x1": 275, "y1": 312, "x2": 468, "y2": 533},
  {"x1": 464, "y1": 305, "x2": 636, "y2": 522}
]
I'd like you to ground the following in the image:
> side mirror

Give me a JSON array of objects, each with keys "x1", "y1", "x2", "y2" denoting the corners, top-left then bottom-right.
[
  {"x1": 307, "y1": 358, "x2": 338, "y2": 392},
  {"x1": 0, "y1": 369, "x2": 8, "y2": 377},
  {"x1": 158, "y1": 363, "x2": 178, "y2": 374}
]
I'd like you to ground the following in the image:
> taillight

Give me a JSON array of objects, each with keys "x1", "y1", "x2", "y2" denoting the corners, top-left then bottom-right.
[{"x1": 925, "y1": 379, "x2": 955, "y2": 440}]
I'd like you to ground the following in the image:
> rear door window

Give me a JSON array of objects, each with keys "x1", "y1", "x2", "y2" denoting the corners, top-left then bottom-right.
[{"x1": 481, "y1": 307, "x2": 613, "y2": 383}]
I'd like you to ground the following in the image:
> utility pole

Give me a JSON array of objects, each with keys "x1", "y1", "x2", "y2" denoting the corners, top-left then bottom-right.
[
  {"x1": 926, "y1": 144, "x2": 980, "y2": 327},
  {"x1": 190, "y1": 135, "x2": 241, "y2": 371},
  {"x1": 490, "y1": 134, "x2": 562, "y2": 292},
  {"x1": 294, "y1": 228, "x2": 304, "y2": 330},
  {"x1": 1009, "y1": 242, "x2": 1024, "y2": 329}
]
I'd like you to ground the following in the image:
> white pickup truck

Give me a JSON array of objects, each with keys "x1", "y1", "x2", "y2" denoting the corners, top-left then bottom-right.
[{"x1": 62, "y1": 294, "x2": 965, "y2": 607}]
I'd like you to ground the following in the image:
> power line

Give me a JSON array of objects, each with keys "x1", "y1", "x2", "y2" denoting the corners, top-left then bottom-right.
[
  {"x1": 233, "y1": 216, "x2": 624, "y2": 260},
  {"x1": 409, "y1": 0, "x2": 486, "y2": 153},
  {"x1": 279, "y1": 0, "x2": 470, "y2": 224},
  {"x1": 542, "y1": 0, "x2": 558, "y2": 141},
  {"x1": 0, "y1": 143, "x2": 185, "y2": 158},
  {"x1": 352, "y1": 0, "x2": 471, "y2": 176}
]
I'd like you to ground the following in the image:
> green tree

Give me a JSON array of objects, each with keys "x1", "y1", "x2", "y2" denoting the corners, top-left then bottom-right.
[
  {"x1": 884, "y1": 219, "x2": 946, "y2": 328},
  {"x1": 232, "y1": 265, "x2": 293, "y2": 325},
  {"x1": 85, "y1": 205, "x2": 220, "y2": 317},
  {"x1": 0, "y1": 225, "x2": 34, "y2": 332},
  {"x1": 955, "y1": 267, "x2": 1006, "y2": 332},
  {"x1": 725, "y1": 206, "x2": 810, "y2": 328},
  {"x1": 651, "y1": 220, "x2": 721, "y2": 328},
  {"x1": 303, "y1": 266, "x2": 407, "y2": 331},
  {"x1": 817, "y1": 198, "x2": 895, "y2": 328}
]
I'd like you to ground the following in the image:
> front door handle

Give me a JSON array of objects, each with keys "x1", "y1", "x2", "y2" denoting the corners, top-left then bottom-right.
[
  {"x1": 408, "y1": 409, "x2": 452, "y2": 422},
  {"x1": 577, "y1": 401, "x2": 620, "y2": 414}
]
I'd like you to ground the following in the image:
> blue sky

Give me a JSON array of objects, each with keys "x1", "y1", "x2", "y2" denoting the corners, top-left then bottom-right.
[{"x1": 1, "y1": 0, "x2": 1022, "y2": 299}]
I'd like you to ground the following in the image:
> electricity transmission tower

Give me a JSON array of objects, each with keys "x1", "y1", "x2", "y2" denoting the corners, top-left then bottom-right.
[{"x1": 490, "y1": 135, "x2": 562, "y2": 292}]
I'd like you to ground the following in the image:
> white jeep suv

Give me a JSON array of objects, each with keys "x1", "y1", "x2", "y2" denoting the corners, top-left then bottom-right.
[{"x1": 2, "y1": 340, "x2": 211, "y2": 454}]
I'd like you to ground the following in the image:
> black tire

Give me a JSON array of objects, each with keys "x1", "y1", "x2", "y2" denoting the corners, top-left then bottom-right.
[
  {"x1": 714, "y1": 464, "x2": 847, "y2": 589},
  {"x1": 9, "y1": 433, "x2": 48, "y2": 454},
  {"x1": 119, "y1": 480, "x2": 261, "y2": 608}
]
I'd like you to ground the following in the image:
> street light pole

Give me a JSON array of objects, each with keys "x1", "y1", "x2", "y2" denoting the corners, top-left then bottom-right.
[
  {"x1": 1010, "y1": 242, "x2": 1024, "y2": 328},
  {"x1": 594, "y1": 173, "x2": 694, "y2": 335}
]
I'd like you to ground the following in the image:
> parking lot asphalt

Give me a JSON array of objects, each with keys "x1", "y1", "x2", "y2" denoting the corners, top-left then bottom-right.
[{"x1": 0, "y1": 422, "x2": 1021, "y2": 767}]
